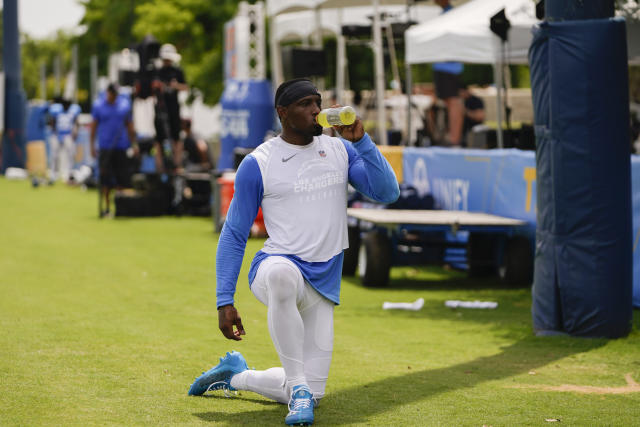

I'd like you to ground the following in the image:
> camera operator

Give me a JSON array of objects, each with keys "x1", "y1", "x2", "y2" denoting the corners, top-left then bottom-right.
[{"x1": 154, "y1": 43, "x2": 188, "y2": 172}]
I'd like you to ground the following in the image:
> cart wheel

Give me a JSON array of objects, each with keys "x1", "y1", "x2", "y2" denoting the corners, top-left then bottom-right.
[
  {"x1": 342, "y1": 226, "x2": 361, "y2": 276},
  {"x1": 358, "y1": 230, "x2": 391, "y2": 287},
  {"x1": 498, "y1": 236, "x2": 533, "y2": 287},
  {"x1": 467, "y1": 233, "x2": 498, "y2": 277}
]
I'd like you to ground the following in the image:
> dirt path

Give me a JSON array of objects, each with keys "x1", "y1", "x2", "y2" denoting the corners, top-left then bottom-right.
[{"x1": 509, "y1": 374, "x2": 640, "y2": 395}]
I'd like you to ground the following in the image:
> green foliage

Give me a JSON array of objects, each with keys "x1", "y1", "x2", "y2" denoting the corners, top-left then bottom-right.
[
  {"x1": 1, "y1": 178, "x2": 640, "y2": 426},
  {"x1": 0, "y1": 8, "x2": 3, "y2": 67},
  {"x1": 21, "y1": 32, "x2": 74, "y2": 100},
  {"x1": 631, "y1": 66, "x2": 640, "y2": 103},
  {"x1": 73, "y1": 0, "x2": 237, "y2": 105},
  {"x1": 131, "y1": 0, "x2": 237, "y2": 103},
  {"x1": 513, "y1": 65, "x2": 531, "y2": 88},
  {"x1": 347, "y1": 44, "x2": 376, "y2": 93},
  {"x1": 10, "y1": 26, "x2": 91, "y2": 103},
  {"x1": 616, "y1": 0, "x2": 640, "y2": 19}
]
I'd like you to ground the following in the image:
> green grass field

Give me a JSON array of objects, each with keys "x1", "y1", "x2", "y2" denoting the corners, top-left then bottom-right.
[{"x1": 1, "y1": 177, "x2": 639, "y2": 426}]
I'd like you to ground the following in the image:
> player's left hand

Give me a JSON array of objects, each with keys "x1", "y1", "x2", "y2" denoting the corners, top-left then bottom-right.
[{"x1": 330, "y1": 104, "x2": 364, "y2": 142}]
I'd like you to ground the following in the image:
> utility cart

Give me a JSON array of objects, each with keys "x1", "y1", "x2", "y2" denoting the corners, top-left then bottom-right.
[{"x1": 345, "y1": 208, "x2": 533, "y2": 287}]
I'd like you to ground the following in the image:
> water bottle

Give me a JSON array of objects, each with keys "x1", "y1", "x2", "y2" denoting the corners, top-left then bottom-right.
[{"x1": 316, "y1": 106, "x2": 356, "y2": 128}]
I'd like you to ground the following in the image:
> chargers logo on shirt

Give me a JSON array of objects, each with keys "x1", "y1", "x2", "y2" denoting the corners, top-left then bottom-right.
[
  {"x1": 319, "y1": 150, "x2": 326, "y2": 157},
  {"x1": 293, "y1": 159, "x2": 344, "y2": 194}
]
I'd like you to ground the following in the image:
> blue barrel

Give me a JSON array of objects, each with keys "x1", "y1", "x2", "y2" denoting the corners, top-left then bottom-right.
[
  {"x1": 25, "y1": 103, "x2": 49, "y2": 142},
  {"x1": 219, "y1": 79, "x2": 274, "y2": 170}
]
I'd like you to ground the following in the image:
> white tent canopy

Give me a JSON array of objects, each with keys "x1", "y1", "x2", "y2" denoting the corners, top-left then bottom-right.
[
  {"x1": 405, "y1": 0, "x2": 538, "y2": 65},
  {"x1": 265, "y1": 0, "x2": 464, "y2": 145},
  {"x1": 318, "y1": 0, "x2": 417, "y2": 8},
  {"x1": 272, "y1": 5, "x2": 439, "y2": 44},
  {"x1": 266, "y1": 0, "x2": 421, "y2": 16},
  {"x1": 404, "y1": 0, "x2": 538, "y2": 148},
  {"x1": 267, "y1": 0, "x2": 441, "y2": 145},
  {"x1": 266, "y1": 0, "x2": 321, "y2": 17}
]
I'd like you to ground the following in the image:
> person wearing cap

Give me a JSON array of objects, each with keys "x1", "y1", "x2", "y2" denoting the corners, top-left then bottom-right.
[
  {"x1": 188, "y1": 78, "x2": 400, "y2": 425},
  {"x1": 154, "y1": 43, "x2": 188, "y2": 171}
]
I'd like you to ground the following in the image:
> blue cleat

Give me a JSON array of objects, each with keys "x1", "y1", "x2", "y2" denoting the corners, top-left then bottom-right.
[
  {"x1": 285, "y1": 385, "x2": 314, "y2": 426},
  {"x1": 188, "y1": 351, "x2": 248, "y2": 396}
]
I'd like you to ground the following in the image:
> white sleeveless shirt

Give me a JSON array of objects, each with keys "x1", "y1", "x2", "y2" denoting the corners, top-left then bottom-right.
[{"x1": 250, "y1": 134, "x2": 350, "y2": 262}]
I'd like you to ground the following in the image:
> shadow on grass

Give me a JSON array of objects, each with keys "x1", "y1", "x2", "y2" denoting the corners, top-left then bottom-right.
[
  {"x1": 192, "y1": 337, "x2": 605, "y2": 425},
  {"x1": 201, "y1": 394, "x2": 280, "y2": 406}
]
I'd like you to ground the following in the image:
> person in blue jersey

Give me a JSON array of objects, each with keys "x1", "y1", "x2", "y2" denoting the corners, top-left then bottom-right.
[
  {"x1": 55, "y1": 98, "x2": 82, "y2": 182},
  {"x1": 90, "y1": 84, "x2": 137, "y2": 217},
  {"x1": 48, "y1": 97, "x2": 81, "y2": 182},
  {"x1": 188, "y1": 78, "x2": 399, "y2": 426},
  {"x1": 433, "y1": 0, "x2": 464, "y2": 147}
]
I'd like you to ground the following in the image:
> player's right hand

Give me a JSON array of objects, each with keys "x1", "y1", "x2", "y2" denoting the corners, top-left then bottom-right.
[{"x1": 218, "y1": 305, "x2": 246, "y2": 341}]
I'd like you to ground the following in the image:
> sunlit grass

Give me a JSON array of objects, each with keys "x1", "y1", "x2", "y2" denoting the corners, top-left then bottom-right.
[{"x1": 1, "y1": 177, "x2": 639, "y2": 426}]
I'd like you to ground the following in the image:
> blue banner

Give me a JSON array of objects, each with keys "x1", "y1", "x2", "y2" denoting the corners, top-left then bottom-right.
[
  {"x1": 25, "y1": 102, "x2": 48, "y2": 142},
  {"x1": 403, "y1": 147, "x2": 536, "y2": 224},
  {"x1": 219, "y1": 79, "x2": 274, "y2": 170}
]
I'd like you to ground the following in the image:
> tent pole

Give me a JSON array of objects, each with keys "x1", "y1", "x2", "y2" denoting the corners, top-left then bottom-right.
[
  {"x1": 269, "y1": 16, "x2": 284, "y2": 88},
  {"x1": 336, "y1": 8, "x2": 346, "y2": 105},
  {"x1": 40, "y1": 62, "x2": 47, "y2": 100},
  {"x1": 492, "y1": 60, "x2": 504, "y2": 149},
  {"x1": 385, "y1": 21, "x2": 401, "y2": 92},
  {"x1": 373, "y1": 0, "x2": 388, "y2": 145},
  {"x1": 313, "y1": 6, "x2": 322, "y2": 48},
  {"x1": 406, "y1": 61, "x2": 413, "y2": 146},
  {"x1": 313, "y1": 6, "x2": 325, "y2": 91},
  {"x1": 405, "y1": 1, "x2": 413, "y2": 146}
]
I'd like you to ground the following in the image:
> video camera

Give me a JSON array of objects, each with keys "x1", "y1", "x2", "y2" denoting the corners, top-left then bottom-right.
[
  {"x1": 134, "y1": 35, "x2": 162, "y2": 99},
  {"x1": 114, "y1": 35, "x2": 170, "y2": 100}
]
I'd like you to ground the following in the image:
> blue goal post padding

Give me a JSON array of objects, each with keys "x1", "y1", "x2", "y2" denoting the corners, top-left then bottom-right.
[
  {"x1": 633, "y1": 156, "x2": 640, "y2": 309},
  {"x1": 529, "y1": 18, "x2": 632, "y2": 338}
]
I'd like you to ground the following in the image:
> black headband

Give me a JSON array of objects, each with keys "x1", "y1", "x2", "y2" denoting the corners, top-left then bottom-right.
[{"x1": 275, "y1": 80, "x2": 320, "y2": 106}]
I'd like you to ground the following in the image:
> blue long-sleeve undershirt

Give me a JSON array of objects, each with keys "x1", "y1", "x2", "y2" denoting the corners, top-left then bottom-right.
[
  {"x1": 215, "y1": 133, "x2": 399, "y2": 308},
  {"x1": 346, "y1": 133, "x2": 400, "y2": 204}
]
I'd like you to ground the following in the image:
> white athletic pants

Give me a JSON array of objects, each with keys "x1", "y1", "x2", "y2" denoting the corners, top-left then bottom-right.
[
  {"x1": 49, "y1": 134, "x2": 74, "y2": 181},
  {"x1": 230, "y1": 256, "x2": 334, "y2": 404},
  {"x1": 47, "y1": 134, "x2": 60, "y2": 179}
]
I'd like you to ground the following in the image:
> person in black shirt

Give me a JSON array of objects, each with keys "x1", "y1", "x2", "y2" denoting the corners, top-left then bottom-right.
[
  {"x1": 182, "y1": 118, "x2": 211, "y2": 171},
  {"x1": 460, "y1": 85, "x2": 486, "y2": 147},
  {"x1": 154, "y1": 43, "x2": 188, "y2": 171}
]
